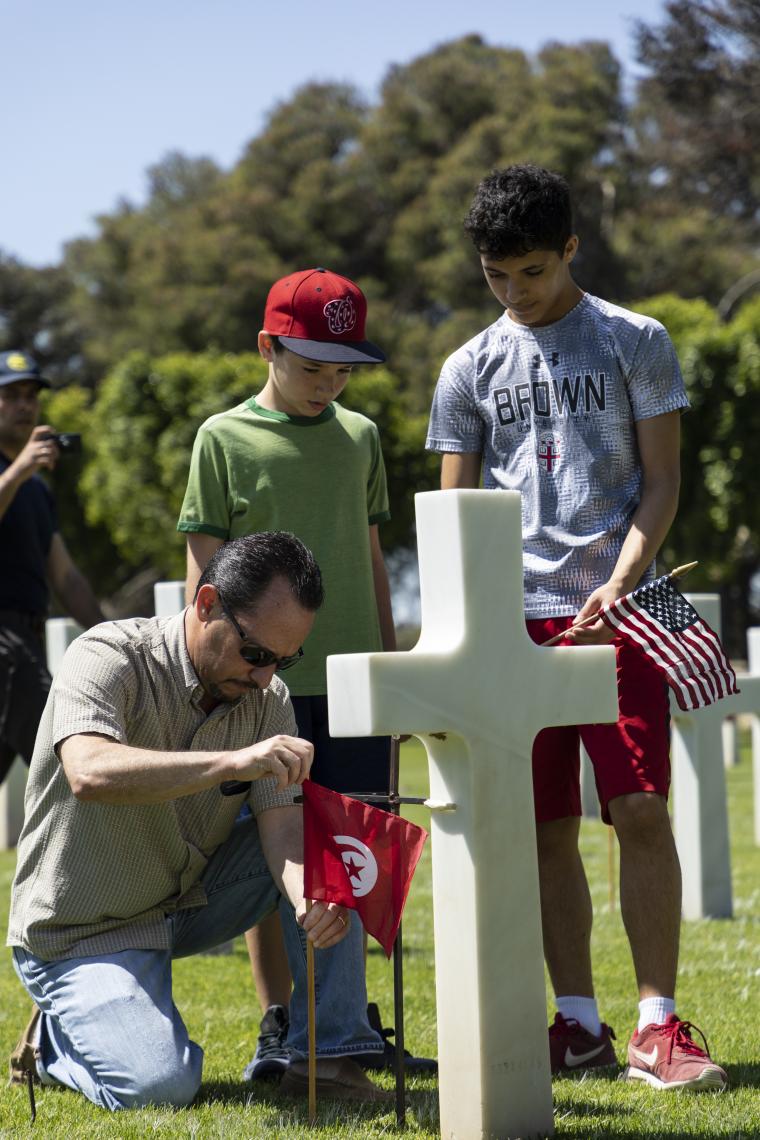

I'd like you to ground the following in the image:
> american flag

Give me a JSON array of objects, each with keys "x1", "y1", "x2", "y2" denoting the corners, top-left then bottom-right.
[{"x1": 599, "y1": 574, "x2": 739, "y2": 711}]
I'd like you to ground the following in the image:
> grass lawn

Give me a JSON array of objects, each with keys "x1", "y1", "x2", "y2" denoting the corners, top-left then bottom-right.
[{"x1": 1, "y1": 738, "x2": 759, "y2": 1138}]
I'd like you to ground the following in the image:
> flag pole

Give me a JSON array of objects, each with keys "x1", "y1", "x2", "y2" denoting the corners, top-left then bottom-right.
[
  {"x1": 389, "y1": 735, "x2": 406, "y2": 1128},
  {"x1": 540, "y1": 562, "x2": 699, "y2": 646},
  {"x1": 306, "y1": 899, "x2": 317, "y2": 1126}
]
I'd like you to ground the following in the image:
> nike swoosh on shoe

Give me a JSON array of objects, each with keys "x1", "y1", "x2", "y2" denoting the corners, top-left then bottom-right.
[
  {"x1": 564, "y1": 1043, "x2": 607, "y2": 1067},
  {"x1": 630, "y1": 1046, "x2": 660, "y2": 1066}
]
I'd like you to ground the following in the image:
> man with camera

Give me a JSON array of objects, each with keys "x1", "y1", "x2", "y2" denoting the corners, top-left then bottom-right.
[{"x1": 0, "y1": 349, "x2": 104, "y2": 786}]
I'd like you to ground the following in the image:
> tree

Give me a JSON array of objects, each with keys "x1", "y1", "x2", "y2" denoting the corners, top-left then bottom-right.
[
  {"x1": 0, "y1": 255, "x2": 90, "y2": 384},
  {"x1": 6, "y1": 27, "x2": 760, "y2": 639},
  {"x1": 57, "y1": 38, "x2": 636, "y2": 408},
  {"x1": 635, "y1": 294, "x2": 760, "y2": 652},
  {"x1": 79, "y1": 352, "x2": 263, "y2": 587},
  {"x1": 360, "y1": 37, "x2": 628, "y2": 406},
  {"x1": 77, "y1": 351, "x2": 436, "y2": 600},
  {"x1": 39, "y1": 383, "x2": 123, "y2": 605},
  {"x1": 635, "y1": 0, "x2": 760, "y2": 225},
  {"x1": 623, "y1": 1, "x2": 760, "y2": 302}
]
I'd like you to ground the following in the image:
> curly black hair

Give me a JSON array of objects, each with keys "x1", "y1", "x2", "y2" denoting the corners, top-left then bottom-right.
[{"x1": 464, "y1": 165, "x2": 574, "y2": 258}]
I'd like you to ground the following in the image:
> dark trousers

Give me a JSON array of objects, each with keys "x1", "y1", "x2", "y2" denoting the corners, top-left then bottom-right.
[
  {"x1": 291, "y1": 694, "x2": 391, "y2": 801},
  {"x1": 0, "y1": 613, "x2": 50, "y2": 784}
]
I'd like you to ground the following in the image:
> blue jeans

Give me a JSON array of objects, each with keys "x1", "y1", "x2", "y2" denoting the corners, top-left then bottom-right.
[{"x1": 12, "y1": 815, "x2": 381, "y2": 1109}]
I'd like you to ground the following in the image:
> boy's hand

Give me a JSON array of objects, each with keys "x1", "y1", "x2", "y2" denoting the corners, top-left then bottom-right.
[{"x1": 565, "y1": 584, "x2": 619, "y2": 645}]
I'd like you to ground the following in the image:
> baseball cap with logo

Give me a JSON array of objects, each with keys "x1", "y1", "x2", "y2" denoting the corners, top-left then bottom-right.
[
  {"x1": 263, "y1": 268, "x2": 386, "y2": 364},
  {"x1": 0, "y1": 350, "x2": 50, "y2": 389}
]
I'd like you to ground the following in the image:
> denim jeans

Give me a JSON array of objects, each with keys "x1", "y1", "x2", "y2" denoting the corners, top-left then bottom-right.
[{"x1": 12, "y1": 814, "x2": 382, "y2": 1109}]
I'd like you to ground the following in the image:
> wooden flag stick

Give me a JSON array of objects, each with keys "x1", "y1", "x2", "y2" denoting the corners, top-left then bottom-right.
[
  {"x1": 306, "y1": 900, "x2": 317, "y2": 1126},
  {"x1": 540, "y1": 562, "x2": 699, "y2": 647}
]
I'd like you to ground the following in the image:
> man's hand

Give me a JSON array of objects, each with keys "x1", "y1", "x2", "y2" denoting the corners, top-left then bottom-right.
[
  {"x1": 296, "y1": 900, "x2": 351, "y2": 949},
  {"x1": 11, "y1": 425, "x2": 59, "y2": 480},
  {"x1": 564, "y1": 583, "x2": 620, "y2": 645},
  {"x1": 235, "y1": 734, "x2": 314, "y2": 789}
]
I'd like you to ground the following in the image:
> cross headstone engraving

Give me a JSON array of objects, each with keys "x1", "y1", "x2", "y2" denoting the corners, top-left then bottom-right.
[{"x1": 327, "y1": 490, "x2": 618, "y2": 1140}]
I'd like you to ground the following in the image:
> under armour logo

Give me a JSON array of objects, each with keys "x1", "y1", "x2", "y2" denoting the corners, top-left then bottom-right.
[
  {"x1": 531, "y1": 352, "x2": 560, "y2": 369},
  {"x1": 324, "y1": 295, "x2": 357, "y2": 335}
]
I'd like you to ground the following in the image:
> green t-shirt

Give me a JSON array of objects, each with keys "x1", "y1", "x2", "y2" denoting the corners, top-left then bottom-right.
[{"x1": 177, "y1": 398, "x2": 391, "y2": 695}]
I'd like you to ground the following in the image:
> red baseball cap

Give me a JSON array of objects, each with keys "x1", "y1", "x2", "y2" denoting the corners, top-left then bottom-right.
[{"x1": 262, "y1": 268, "x2": 385, "y2": 364}]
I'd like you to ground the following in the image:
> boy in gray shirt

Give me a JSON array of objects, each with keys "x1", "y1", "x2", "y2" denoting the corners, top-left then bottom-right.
[{"x1": 427, "y1": 164, "x2": 726, "y2": 1091}]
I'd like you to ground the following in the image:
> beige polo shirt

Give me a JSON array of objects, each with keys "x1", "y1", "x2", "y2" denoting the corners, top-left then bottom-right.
[{"x1": 7, "y1": 611, "x2": 298, "y2": 960}]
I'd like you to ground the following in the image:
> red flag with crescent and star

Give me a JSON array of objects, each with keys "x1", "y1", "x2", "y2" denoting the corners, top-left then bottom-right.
[{"x1": 302, "y1": 779, "x2": 428, "y2": 957}]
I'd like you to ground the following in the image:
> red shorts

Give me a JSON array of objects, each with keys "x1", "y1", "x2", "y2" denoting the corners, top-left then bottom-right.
[{"x1": 527, "y1": 617, "x2": 671, "y2": 825}]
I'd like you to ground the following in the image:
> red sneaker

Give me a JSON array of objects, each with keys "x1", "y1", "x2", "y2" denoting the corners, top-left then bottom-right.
[
  {"x1": 548, "y1": 1013, "x2": 617, "y2": 1074},
  {"x1": 623, "y1": 1014, "x2": 728, "y2": 1090}
]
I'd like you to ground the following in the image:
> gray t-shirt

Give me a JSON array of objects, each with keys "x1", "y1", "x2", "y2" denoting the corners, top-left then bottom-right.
[
  {"x1": 8, "y1": 611, "x2": 297, "y2": 959},
  {"x1": 426, "y1": 294, "x2": 688, "y2": 617}
]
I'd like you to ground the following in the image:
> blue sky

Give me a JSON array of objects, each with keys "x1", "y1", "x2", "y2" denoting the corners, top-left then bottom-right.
[{"x1": 2, "y1": 0, "x2": 667, "y2": 267}]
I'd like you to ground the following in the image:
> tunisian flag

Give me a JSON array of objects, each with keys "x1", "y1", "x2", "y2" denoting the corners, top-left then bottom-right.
[{"x1": 302, "y1": 779, "x2": 428, "y2": 957}]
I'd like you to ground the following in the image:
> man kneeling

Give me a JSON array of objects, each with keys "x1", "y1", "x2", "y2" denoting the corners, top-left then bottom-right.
[{"x1": 7, "y1": 532, "x2": 387, "y2": 1109}]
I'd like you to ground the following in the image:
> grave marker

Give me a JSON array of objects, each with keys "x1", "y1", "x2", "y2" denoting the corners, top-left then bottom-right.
[
  {"x1": 327, "y1": 490, "x2": 618, "y2": 1140},
  {"x1": 672, "y1": 595, "x2": 760, "y2": 918}
]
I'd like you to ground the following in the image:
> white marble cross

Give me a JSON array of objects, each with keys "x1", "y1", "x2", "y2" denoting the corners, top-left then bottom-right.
[
  {"x1": 327, "y1": 490, "x2": 618, "y2": 1140},
  {"x1": 749, "y1": 629, "x2": 760, "y2": 847}
]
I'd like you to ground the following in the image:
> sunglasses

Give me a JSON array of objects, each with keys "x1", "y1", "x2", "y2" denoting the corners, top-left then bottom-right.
[{"x1": 217, "y1": 592, "x2": 304, "y2": 672}]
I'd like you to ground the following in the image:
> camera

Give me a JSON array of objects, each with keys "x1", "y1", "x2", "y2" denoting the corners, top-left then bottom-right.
[{"x1": 44, "y1": 432, "x2": 82, "y2": 454}]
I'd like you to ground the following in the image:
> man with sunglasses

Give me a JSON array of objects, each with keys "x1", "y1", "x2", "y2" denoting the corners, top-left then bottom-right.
[{"x1": 7, "y1": 532, "x2": 390, "y2": 1109}]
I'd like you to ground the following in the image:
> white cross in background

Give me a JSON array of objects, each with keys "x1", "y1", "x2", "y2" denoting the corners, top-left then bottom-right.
[
  {"x1": 671, "y1": 594, "x2": 760, "y2": 919},
  {"x1": 327, "y1": 490, "x2": 618, "y2": 1140}
]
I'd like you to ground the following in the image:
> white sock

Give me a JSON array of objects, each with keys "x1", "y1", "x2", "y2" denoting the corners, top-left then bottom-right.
[
  {"x1": 556, "y1": 996, "x2": 601, "y2": 1037},
  {"x1": 638, "y1": 996, "x2": 675, "y2": 1032}
]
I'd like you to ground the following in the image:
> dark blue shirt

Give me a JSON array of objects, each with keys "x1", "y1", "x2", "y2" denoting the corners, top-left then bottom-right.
[{"x1": 0, "y1": 451, "x2": 58, "y2": 614}]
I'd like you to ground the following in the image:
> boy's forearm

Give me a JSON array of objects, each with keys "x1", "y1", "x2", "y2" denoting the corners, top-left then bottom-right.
[
  {"x1": 185, "y1": 534, "x2": 225, "y2": 604},
  {"x1": 440, "y1": 451, "x2": 482, "y2": 489},
  {"x1": 609, "y1": 410, "x2": 682, "y2": 594},
  {"x1": 609, "y1": 477, "x2": 680, "y2": 595},
  {"x1": 369, "y1": 525, "x2": 396, "y2": 650},
  {"x1": 372, "y1": 558, "x2": 396, "y2": 651}
]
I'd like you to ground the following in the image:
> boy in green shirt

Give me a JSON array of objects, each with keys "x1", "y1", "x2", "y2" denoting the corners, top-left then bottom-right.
[{"x1": 178, "y1": 268, "x2": 435, "y2": 1085}]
